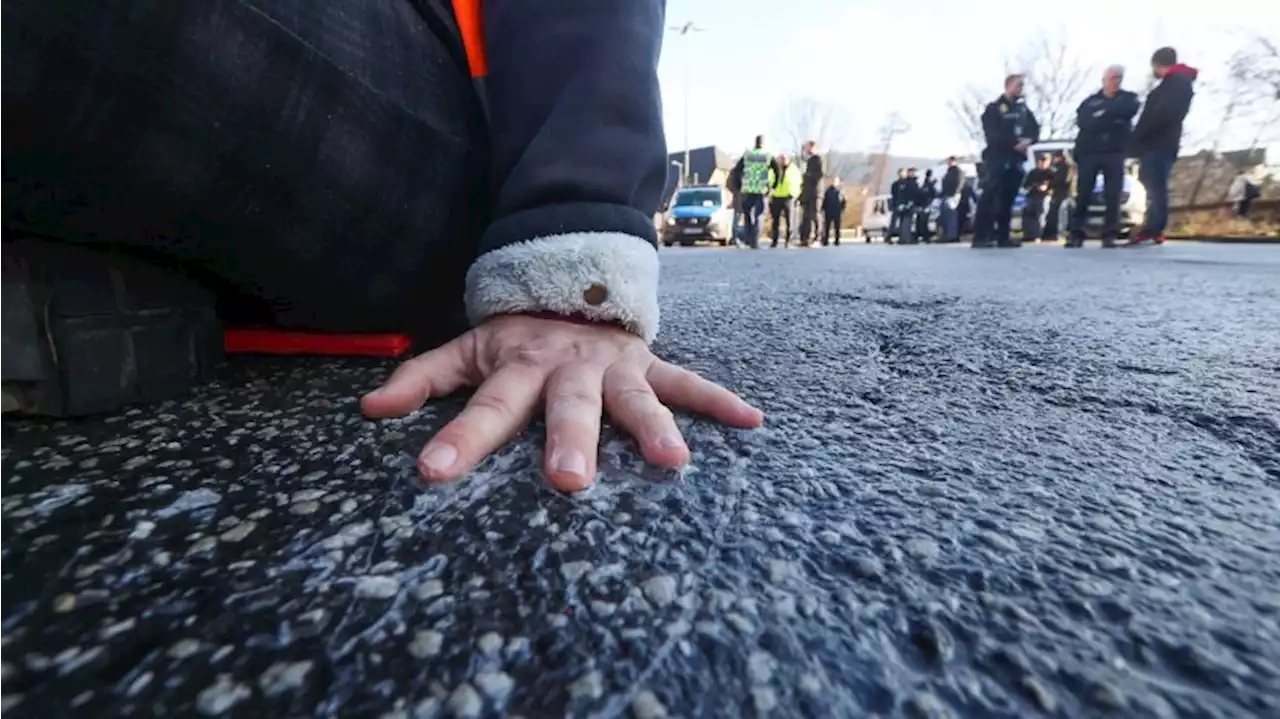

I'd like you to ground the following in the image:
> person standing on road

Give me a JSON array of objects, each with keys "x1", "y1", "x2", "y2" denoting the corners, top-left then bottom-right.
[
  {"x1": 1042, "y1": 153, "x2": 1072, "y2": 242},
  {"x1": 1127, "y1": 47, "x2": 1197, "y2": 246},
  {"x1": 1069, "y1": 65, "x2": 1140, "y2": 249},
  {"x1": 821, "y1": 178, "x2": 847, "y2": 246},
  {"x1": 768, "y1": 154, "x2": 802, "y2": 248},
  {"x1": 916, "y1": 169, "x2": 938, "y2": 243},
  {"x1": 1021, "y1": 154, "x2": 1054, "y2": 242},
  {"x1": 888, "y1": 168, "x2": 908, "y2": 242},
  {"x1": 972, "y1": 74, "x2": 1041, "y2": 248},
  {"x1": 939, "y1": 157, "x2": 964, "y2": 243},
  {"x1": 799, "y1": 140, "x2": 825, "y2": 245},
  {"x1": 730, "y1": 135, "x2": 782, "y2": 249},
  {"x1": 897, "y1": 167, "x2": 922, "y2": 244}
]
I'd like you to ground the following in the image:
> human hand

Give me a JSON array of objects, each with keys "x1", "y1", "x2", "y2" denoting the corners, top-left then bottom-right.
[{"x1": 361, "y1": 314, "x2": 765, "y2": 492}]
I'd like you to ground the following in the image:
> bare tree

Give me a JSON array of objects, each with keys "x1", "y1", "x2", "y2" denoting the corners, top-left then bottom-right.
[
  {"x1": 771, "y1": 98, "x2": 860, "y2": 177},
  {"x1": 947, "y1": 30, "x2": 1094, "y2": 145},
  {"x1": 945, "y1": 85, "x2": 990, "y2": 147},
  {"x1": 1191, "y1": 35, "x2": 1280, "y2": 203}
]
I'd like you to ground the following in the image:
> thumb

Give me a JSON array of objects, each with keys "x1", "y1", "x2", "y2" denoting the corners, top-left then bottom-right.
[{"x1": 361, "y1": 336, "x2": 473, "y2": 418}]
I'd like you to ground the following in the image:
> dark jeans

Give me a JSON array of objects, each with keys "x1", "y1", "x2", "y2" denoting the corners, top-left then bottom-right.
[
  {"x1": 741, "y1": 193, "x2": 766, "y2": 248},
  {"x1": 1138, "y1": 151, "x2": 1176, "y2": 236},
  {"x1": 3, "y1": 0, "x2": 483, "y2": 339},
  {"x1": 895, "y1": 207, "x2": 916, "y2": 243},
  {"x1": 822, "y1": 215, "x2": 841, "y2": 246},
  {"x1": 973, "y1": 164, "x2": 1024, "y2": 244},
  {"x1": 914, "y1": 206, "x2": 932, "y2": 243},
  {"x1": 769, "y1": 197, "x2": 792, "y2": 246},
  {"x1": 1072, "y1": 153, "x2": 1125, "y2": 241},
  {"x1": 1042, "y1": 194, "x2": 1066, "y2": 239},
  {"x1": 1022, "y1": 195, "x2": 1046, "y2": 240},
  {"x1": 799, "y1": 195, "x2": 819, "y2": 242},
  {"x1": 938, "y1": 198, "x2": 959, "y2": 242}
]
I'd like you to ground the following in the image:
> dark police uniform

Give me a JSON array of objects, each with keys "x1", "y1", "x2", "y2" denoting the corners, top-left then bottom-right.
[
  {"x1": 1070, "y1": 89, "x2": 1140, "y2": 247},
  {"x1": 972, "y1": 94, "x2": 1040, "y2": 248}
]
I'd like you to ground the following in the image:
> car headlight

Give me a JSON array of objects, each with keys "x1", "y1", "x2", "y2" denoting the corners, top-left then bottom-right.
[{"x1": 666, "y1": 217, "x2": 676, "y2": 226}]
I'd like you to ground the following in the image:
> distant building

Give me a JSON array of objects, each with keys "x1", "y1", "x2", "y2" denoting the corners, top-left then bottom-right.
[{"x1": 662, "y1": 146, "x2": 734, "y2": 208}]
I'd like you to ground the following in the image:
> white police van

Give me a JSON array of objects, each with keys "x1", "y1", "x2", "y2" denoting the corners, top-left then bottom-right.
[{"x1": 1010, "y1": 140, "x2": 1146, "y2": 238}]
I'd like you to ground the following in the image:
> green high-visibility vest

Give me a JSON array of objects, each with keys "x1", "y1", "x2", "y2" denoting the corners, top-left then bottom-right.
[{"x1": 741, "y1": 148, "x2": 772, "y2": 194}]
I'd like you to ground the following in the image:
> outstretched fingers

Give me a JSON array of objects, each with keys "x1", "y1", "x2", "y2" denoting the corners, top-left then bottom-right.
[
  {"x1": 603, "y1": 363, "x2": 689, "y2": 469},
  {"x1": 646, "y1": 361, "x2": 764, "y2": 429},
  {"x1": 416, "y1": 363, "x2": 545, "y2": 482},
  {"x1": 542, "y1": 364, "x2": 606, "y2": 492},
  {"x1": 361, "y1": 339, "x2": 471, "y2": 418}
]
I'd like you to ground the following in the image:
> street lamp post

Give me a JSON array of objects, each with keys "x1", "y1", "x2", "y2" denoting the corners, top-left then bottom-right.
[{"x1": 668, "y1": 22, "x2": 704, "y2": 187}]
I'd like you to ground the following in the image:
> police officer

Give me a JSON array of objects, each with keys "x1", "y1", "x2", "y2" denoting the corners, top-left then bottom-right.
[
  {"x1": 972, "y1": 74, "x2": 1041, "y2": 248},
  {"x1": 730, "y1": 135, "x2": 782, "y2": 249},
  {"x1": 769, "y1": 154, "x2": 801, "y2": 248},
  {"x1": 1068, "y1": 65, "x2": 1139, "y2": 248},
  {"x1": 916, "y1": 169, "x2": 937, "y2": 243},
  {"x1": 898, "y1": 167, "x2": 921, "y2": 244},
  {"x1": 888, "y1": 168, "x2": 908, "y2": 242}
]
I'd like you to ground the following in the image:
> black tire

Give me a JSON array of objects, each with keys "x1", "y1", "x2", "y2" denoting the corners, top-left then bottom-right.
[{"x1": 2, "y1": 237, "x2": 222, "y2": 416}]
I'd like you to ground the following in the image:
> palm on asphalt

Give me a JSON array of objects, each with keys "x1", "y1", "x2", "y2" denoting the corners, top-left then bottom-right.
[{"x1": 361, "y1": 314, "x2": 765, "y2": 492}]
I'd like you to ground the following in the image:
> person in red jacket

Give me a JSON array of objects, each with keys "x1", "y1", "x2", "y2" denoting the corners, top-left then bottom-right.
[
  {"x1": 2, "y1": 0, "x2": 764, "y2": 493},
  {"x1": 1127, "y1": 47, "x2": 1198, "y2": 246}
]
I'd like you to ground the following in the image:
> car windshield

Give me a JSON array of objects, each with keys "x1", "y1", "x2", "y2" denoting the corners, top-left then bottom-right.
[{"x1": 674, "y1": 189, "x2": 721, "y2": 207}]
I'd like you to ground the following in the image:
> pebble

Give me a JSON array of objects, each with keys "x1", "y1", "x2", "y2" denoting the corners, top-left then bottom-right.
[
  {"x1": 413, "y1": 580, "x2": 445, "y2": 601},
  {"x1": 560, "y1": 561, "x2": 592, "y2": 582},
  {"x1": 447, "y1": 683, "x2": 483, "y2": 718},
  {"x1": 291, "y1": 501, "x2": 321, "y2": 515},
  {"x1": 590, "y1": 601, "x2": 617, "y2": 617},
  {"x1": 354, "y1": 576, "x2": 401, "y2": 600},
  {"x1": 168, "y1": 639, "x2": 202, "y2": 659},
  {"x1": 473, "y1": 670, "x2": 514, "y2": 702},
  {"x1": 631, "y1": 690, "x2": 668, "y2": 719},
  {"x1": 977, "y1": 530, "x2": 1017, "y2": 553},
  {"x1": 412, "y1": 697, "x2": 442, "y2": 719},
  {"x1": 196, "y1": 676, "x2": 251, "y2": 715},
  {"x1": 99, "y1": 618, "x2": 136, "y2": 641},
  {"x1": 850, "y1": 556, "x2": 884, "y2": 579},
  {"x1": 751, "y1": 687, "x2": 778, "y2": 713},
  {"x1": 477, "y1": 632, "x2": 503, "y2": 657},
  {"x1": 904, "y1": 537, "x2": 940, "y2": 561},
  {"x1": 219, "y1": 521, "x2": 257, "y2": 543},
  {"x1": 726, "y1": 613, "x2": 755, "y2": 634},
  {"x1": 129, "y1": 521, "x2": 157, "y2": 540},
  {"x1": 767, "y1": 559, "x2": 795, "y2": 583},
  {"x1": 185, "y1": 536, "x2": 218, "y2": 556},
  {"x1": 408, "y1": 630, "x2": 443, "y2": 659},
  {"x1": 1020, "y1": 677, "x2": 1057, "y2": 712},
  {"x1": 568, "y1": 670, "x2": 604, "y2": 699},
  {"x1": 748, "y1": 651, "x2": 774, "y2": 684},
  {"x1": 53, "y1": 594, "x2": 77, "y2": 613},
  {"x1": 259, "y1": 660, "x2": 313, "y2": 697},
  {"x1": 797, "y1": 675, "x2": 822, "y2": 695},
  {"x1": 641, "y1": 575, "x2": 678, "y2": 607}
]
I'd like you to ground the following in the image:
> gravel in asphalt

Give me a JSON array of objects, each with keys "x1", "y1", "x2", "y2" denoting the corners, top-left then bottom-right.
[{"x1": 3, "y1": 242, "x2": 1279, "y2": 718}]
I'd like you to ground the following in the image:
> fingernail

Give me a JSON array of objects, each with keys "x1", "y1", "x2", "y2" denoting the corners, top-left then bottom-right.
[
  {"x1": 419, "y1": 443, "x2": 458, "y2": 474},
  {"x1": 551, "y1": 449, "x2": 588, "y2": 478}
]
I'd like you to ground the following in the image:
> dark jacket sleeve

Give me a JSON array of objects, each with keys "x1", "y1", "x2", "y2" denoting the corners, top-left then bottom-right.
[
  {"x1": 1076, "y1": 95, "x2": 1102, "y2": 135},
  {"x1": 769, "y1": 158, "x2": 782, "y2": 188},
  {"x1": 1025, "y1": 107, "x2": 1041, "y2": 144},
  {"x1": 479, "y1": 0, "x2": 667, "y2": 254},
  {"x1": 1131, "y1": 77, "x2": 1193, "y2": 149}
]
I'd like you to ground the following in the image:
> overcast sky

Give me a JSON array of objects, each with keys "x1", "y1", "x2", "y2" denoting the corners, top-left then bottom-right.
[{"x1": 657, "y1": 0, "x2": 1280, "y2": 160}]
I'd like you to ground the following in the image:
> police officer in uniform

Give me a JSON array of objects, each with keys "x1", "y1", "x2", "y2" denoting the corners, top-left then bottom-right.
[
  {"x1": 971, "y1": 74, "x2": 1041, "y2": 248},
  {"x1": 730, "y1": 134, "x2": 782, "y2": 249}
]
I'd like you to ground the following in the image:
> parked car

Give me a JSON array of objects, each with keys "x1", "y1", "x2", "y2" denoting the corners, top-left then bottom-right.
[
  {"x1": 1008, "y1": 140, "x2": 1146, "y2": 237},
  {"x1": 862, "y1": 194, "x2": 892, "y2": 239},
  {"x1": 662, "y1": 185, "x2": 734, "y2": 246}
]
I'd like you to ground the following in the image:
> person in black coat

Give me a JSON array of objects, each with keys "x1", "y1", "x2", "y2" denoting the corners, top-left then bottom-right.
[
  {"x1": 1021, "y1": 154, "x2": 1055, "y2": 241},
  {"x1": 914, "y1": 169, "x2": 938, "y2": 242},
  {"x1": 821, "y1": 178, "x2": 847, "y2": 246},
  {"x1": 888, "y1": 168, "x2": 908, "y2": 242},
  {"x1": 1041, "y1": 153, "x2": 1072, "y2": 241},
  {"x1": 1127, "y1": 47, "x2": 1197, "y2": 245},
  {"x1": 938, "y1": 157, "x2": 964, "y2": 242},
  {"x1": 1068, "y1": 65, "x2": 1140, "y2": 248},
  {"x1": 898, "y1": 168, "x2": 922, "y2": 244},
  {"x1": 971, "y1": 74, "x2": 1041, "y2": 248}
]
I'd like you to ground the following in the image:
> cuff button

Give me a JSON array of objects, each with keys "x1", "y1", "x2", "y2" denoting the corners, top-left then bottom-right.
[{"x1": 583, "y1": 283, "x2": 609, "y2": 306}]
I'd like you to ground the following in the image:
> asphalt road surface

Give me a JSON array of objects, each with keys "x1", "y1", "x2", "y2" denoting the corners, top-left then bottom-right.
[{"x1": 3, "y1": 242, "x2": 1279, "y2": 719}]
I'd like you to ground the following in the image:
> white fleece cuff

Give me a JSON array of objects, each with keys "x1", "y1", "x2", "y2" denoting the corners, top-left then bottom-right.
[{"x1": 464, "y1": 232, "x2": 661, "y2": 343}]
